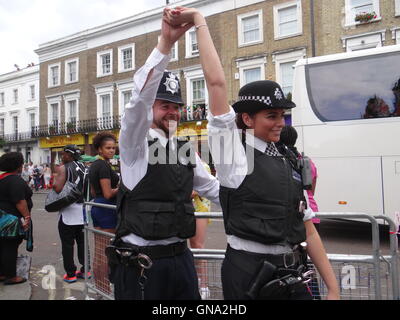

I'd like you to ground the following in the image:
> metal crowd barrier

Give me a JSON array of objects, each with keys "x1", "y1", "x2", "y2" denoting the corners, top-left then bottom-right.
[{"x1": 83, "y1": 202, "x2": 400, "y2": 300}]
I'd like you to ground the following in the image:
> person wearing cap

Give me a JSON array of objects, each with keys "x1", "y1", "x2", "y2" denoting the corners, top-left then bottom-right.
[
  {"x1": 52, "y1": 144, "x2": 89, "y2": 283},
  {"x1": 110, "y1": 8, "x2": 220, "y2": 300},
  {"x1": 167, "y1": 7, "x2": 339, "y2": 300}
]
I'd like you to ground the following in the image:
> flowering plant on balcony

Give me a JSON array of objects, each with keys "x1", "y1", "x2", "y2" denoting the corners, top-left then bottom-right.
[{"x1": 355, "y1": 11, "x2": 377, "y2": 23}]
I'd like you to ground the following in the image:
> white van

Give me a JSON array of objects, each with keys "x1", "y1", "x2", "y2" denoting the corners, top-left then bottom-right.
[{"x1": 291, "y1": 45, "x2": 400, "y2": 223}]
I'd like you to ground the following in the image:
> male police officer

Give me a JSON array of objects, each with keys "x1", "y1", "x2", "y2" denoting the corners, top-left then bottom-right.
[{"x1": 110, "y1": 9, "x2": 219, "y2": 300}]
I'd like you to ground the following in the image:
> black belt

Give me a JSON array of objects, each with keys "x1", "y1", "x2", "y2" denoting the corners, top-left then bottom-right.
[
  {"x1": 114, "y1": 240, "x2": 188, "y2": 260},
  {"x1": 226, "y1": 245, "x2": 303, "y2": 272}
]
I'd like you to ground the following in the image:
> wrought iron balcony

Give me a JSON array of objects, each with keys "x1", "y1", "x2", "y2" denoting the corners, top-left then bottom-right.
[
  {"x1": 0, "y1": 131, "x2": 37, "y2": 143},
  {"x1": 31, "y1": 115, "x2": 122, "y2": 138}
]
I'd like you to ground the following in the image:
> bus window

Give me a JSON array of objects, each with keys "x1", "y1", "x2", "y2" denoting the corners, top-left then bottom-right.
[{"x1": 305, "y1": 52, "x2": 400, "y2": 121}]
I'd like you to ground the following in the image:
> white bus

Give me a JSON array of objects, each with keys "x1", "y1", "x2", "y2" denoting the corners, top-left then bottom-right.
[{"x1": 291, "y1": 45, "x2": 400, "y2": 223}]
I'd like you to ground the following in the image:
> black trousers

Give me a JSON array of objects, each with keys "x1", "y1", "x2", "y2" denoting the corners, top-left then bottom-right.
[
  {"x1": 112, "y1": 248, "x2": 201, "y2": 300},
  {"x1": 0, "y1": 237, "x2": 23, "y2": 278},
  {"x1": 58, "y1": 218, "x2": 85, "y2": 277},
  {"x1": 221, "y1": 245, "x2": 312, "y2": 300}
]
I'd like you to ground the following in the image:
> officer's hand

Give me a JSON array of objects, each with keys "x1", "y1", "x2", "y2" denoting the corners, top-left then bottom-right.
[
  {"x1": 166, "y1": 7, "x2": 200, "y2": 26},
  {"x1": 158, "y1": 8, "x2": 193, "y2": 53}
]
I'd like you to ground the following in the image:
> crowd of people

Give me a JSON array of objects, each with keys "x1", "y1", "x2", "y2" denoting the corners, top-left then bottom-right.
[
  {"x1": 0, "y1": 6, "x2": 341, "y2": 301},
  {"x1": 21, "y1": 162, "x2": 53, "y2": 191}
]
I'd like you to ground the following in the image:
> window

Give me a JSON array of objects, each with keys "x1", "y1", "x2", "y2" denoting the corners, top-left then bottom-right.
[
  {"x1": 345, "y1": 0, "x2": 380, "y2": 26},
  {"x1": 101, "y1": 94, "x2": 111, "y2": 118},
  {"x1": 122, "y1": 91, "x2": 132, "y2": 111},
  {"x1": 48, "y1": 63, "x2": 61, "y2": 87},
  {"x1": 118, "y1": 44, "x2": 135, "y2": 72},
  {"x1": 396, "y1": 0, "x2": 400, "y2": 16},
  {"x1": 12, "y1": 116, "x2": 18, "y2": 135},
  {"x1": 65, "y1": 59, "x2": 79, "y2": 83},
  {"x1": 0, "y1": 118, "x2": 4, "y2": 137},
  {"x1": 342, "y1": 31, "x2": 385, "y2": 52},
  {"x1": 236, "y1": 57, "x2": 266, "y2": 87},
  {"x1": 305, "y1": 51, "x2": 400, "y2": 121},
  {"x1": 186, "y1": 29, "x2": 199, "y2": 57},
  {"x1": 13, "y1": 89, "x2": 18, "y2": 104},
  {"x1": 273, "y1": 49, "x2": 306, "y2": 99},
  {"x1": 51, "y1": 103, "x2": 59, "y2": 127},
  {"x1": 279, "y1": 62, "x2": 295, "y2": 97},
  {"x1": 68, "y1": 100, "x2": 77, "y2": 124},
  {"x1": 274, "y1": 1, "x2": 302, "y2": 39},
  {"x1": 237, "y1": 10, "x2": 263, "y2": 47},
  {"x1": 30, "y1": 85, "x2": 35, "y2": 100},
  {"x1": 30, "y1": 113, "x2": 35, "y2": 129},
  {"x1": 243, "y1": 67, "x2": 262, "y2": 85},
  {"x1": 97, "y1": 50, "x2": 113, "y2": 77},
  {"x1": 0, "y1": 92, "x2": 4, "y2": 106},
  {"x1": 183, "y1": 68, "x2": 208, "y2": 121}
]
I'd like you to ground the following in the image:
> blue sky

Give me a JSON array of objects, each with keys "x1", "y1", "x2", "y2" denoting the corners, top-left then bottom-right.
[{"x1": 0, "y1": 0, "x2": 171, "y2": 74}]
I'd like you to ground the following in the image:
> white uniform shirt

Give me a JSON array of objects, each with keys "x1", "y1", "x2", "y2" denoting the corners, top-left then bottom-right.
[
  {"x1": 119, "y1": 48, "x2": 220, "y2": 246},
  {"x1": 207, "y1": 106, "x2": 315, "y2": 254}
]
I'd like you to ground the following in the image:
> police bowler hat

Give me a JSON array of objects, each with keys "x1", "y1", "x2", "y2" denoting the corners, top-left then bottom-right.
[
  {"x1": 232, "y1": 80, "x2": 295, "y2": 113},
  {"x1": 156, "y1": 71, "x2": 184, "y2": 106}
]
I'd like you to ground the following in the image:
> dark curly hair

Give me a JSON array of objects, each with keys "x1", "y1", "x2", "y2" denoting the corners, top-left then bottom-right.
[
  {"x1": 92, "y1": 131, "x2": 117, "y2": 150},
  {"x1": 0, "y1": 152, "x2": 24, "y2": 172}
]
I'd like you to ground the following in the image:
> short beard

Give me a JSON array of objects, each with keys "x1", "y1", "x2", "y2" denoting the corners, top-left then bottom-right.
[{"x1": 152, "y1": 119, "x2": 178, "y2": 138}]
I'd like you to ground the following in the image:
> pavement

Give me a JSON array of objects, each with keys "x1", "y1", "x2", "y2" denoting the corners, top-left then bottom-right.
[{"x1": 0, "y1": 281, "x2": 32, "y2": 300}]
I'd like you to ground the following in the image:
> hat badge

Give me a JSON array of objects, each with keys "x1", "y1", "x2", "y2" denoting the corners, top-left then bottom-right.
[
  {"x1": 163, "y1": 73, "x2": 180, "y2": 94},
  {"x1": 274, "y1": 88, "x2": 283, "y2": 100}
]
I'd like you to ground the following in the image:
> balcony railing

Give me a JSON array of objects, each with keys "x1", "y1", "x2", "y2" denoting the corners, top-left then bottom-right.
[
  {"x1": 31, "y1": 115, "x2": 122, "y2": 138},
  {"x1": 0, "y1": 112, "x2": 210, "y2": 143}
]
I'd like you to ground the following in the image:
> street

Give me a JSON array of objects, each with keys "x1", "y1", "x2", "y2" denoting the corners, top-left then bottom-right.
[{"x1": 18, "y1": 191, "x2": 393, "y2": 300}]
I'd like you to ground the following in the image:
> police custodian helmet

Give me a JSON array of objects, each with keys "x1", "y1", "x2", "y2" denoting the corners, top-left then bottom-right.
[
  {"x1": 232, "y1": 80, "x2": 296, "y2": 113},
  {"x1": 156, "y1": 71, "x2": 184, "y2": 106}
]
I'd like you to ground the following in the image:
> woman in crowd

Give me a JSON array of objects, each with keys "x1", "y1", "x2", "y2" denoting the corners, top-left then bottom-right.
[
  {"x1": 89, "y1": 132, "x2": 119, "y2": 293},
  {"x1": 43, "y1": 164, "x2": 52, "y2": 189},
  {"x1": 0, "y1": 152, "x2": 32, "y2": 285},
  {"x1": 166, "y1": 7, "x2": 339, "y2": 300}
]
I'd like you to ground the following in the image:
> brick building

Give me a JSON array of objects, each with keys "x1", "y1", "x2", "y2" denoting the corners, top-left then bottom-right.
[{"x1": 32, "y1": 0, "x2": 400, "y2": 166}]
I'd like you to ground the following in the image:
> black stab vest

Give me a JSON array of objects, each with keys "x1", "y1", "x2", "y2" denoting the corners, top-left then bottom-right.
[
  {"x1": 219, "y1": 144, "x2": 306, "y2": 246},
  {"x1": 115, "y1": 137, "x2": 197, "y2": 241}
]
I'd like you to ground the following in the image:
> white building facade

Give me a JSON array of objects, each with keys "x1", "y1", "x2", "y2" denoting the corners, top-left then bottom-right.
[{"x1": 0, "y1": 65, "x2": 46, "y2": 164}]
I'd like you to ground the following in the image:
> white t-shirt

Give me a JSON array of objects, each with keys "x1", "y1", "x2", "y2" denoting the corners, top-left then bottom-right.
[{"x1": 59, "y1": 203, "x2": 84, "y2": 226}]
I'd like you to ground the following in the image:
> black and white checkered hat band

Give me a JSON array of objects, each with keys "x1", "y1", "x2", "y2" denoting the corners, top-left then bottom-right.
[{"x1": 239, "y1": 95, "x2": 272, "y2": 105}]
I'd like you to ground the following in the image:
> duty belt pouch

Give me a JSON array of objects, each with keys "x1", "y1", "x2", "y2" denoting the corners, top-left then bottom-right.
[
  {"x1": 259, "y1": 268, "x2": 305, "y2": 300},
  {"x1": 245, "y1": 260, "x2": 277, "y2": 300}
]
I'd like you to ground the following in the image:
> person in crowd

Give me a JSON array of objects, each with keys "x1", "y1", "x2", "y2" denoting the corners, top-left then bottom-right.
[
  {"x1": 189, "y1": 160, "x2": 212, "y2": 300},
  {"x1": 167, "y1": 6, "x2": 339, "y2": 300},
  {"x1": 43, "y1": 164, "x2": 52, "y2": 189},
  {"x1": 278, "y1": 125, "x2": 322, "y2": 299},
  {"x1": 52, "y1": 145, "x2": 88, "y2": 283},
  {"x1": 0, "y1": 152, "x2": 32, "y2": 285},
  {"x1": 21, "y1": 165, "x2": 31, "y2": 186},
  {"x1": 89, "y1": 132, "x2": 119, "y2": 293},
  {"x1": 32, "y1": 165, "x2": 42, "y2": 192},
  {"x1": 109, "y1": 9, "x2": 220, "y2": 300}
]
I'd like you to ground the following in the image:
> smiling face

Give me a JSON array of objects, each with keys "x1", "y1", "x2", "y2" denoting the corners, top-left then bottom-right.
[
  {"x1": 98, "y1": 139, "x2": 116, "y2": 160},
  {"x1": 242, "y1": 109, "x2": 286, "y2": 143},
  {"x1": 152, "y1": 99, "x2": 181, "y2": 136}
]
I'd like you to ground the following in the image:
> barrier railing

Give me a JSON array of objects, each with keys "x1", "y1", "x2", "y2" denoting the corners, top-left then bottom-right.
[{"x1": 83, "y1": 202, "x2": 400, "y2": 300}]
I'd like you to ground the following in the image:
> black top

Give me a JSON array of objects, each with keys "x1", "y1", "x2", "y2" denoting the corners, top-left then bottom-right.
[
  {"x1": 0, "y1": 175, "x2": 33, "y2": 218},
  {"x1": 89, "y1": 159, "x2": 119, "y2": 198}
]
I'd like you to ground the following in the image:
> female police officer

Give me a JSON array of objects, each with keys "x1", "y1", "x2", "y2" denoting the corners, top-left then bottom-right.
[{"x1": 166, "y1": 7, "x2": 339, "y2": 300}]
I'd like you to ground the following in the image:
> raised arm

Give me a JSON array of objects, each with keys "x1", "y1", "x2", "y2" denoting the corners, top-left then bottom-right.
[
  {"x1": 167, "y1": 7, "x2": 229, "y2": 116},
  {"x1": 119, "y1": 9, "x2": 194, "y2": 167}
]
